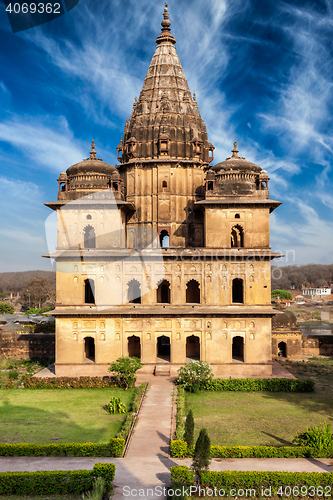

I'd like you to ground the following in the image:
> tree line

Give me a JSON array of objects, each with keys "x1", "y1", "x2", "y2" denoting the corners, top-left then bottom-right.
[{"x1": 272, "y1": 264, "x2": 333, "y2": 290}]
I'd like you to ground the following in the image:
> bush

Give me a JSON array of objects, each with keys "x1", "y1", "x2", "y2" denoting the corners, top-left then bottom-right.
[
  {"x1": 176, "y1": 360, "x2": 213, "y2": 392},
  {"x1": 8, "y1": 370, "x2": 19, "y2": 380},
  {"x1": 293, "y1": 422, "x2": 333, "y2": 451},
  {"x1": 202, "y1": 377, "x2": 315, "y2": 392},
  {"x1": 109, "y1": 357, "x2": 142, "y2": 389},
  {"x1": 170, "y1": 440, "x2": 333, "y2": 459},
  {"x1": 82, "y1": 477, "x2": 106, "y2": 500},
  {"x1": 25, "y1": 307, "x2": 54, "y2": 315},
  {"x1": 192, "y1": 429, "x2": 211, "y2": 479},
  {"x1": 23, "y1": 376, "x2": 118, "y2": 388},
  {"x1": 0, "y1": 439, "x2": 125, "y2": 458},
  {"x1": 106, "y1": 397, "x2": 127, "y2": 414},
  {"x1": 272, "y1": 289, "x2": 292, "y2": 300},
  {"x1": 184, "y1": 410, "x2": 194, "y2": 448},
  {"x1": 174, "y1": 386, "x2": 185, "y2": 440},
  {"x1": 116, "y1": 383, "x2": 147, "y2": 442},
  {"x1": 0, "y1": 303, "x2": 15, "y2": 314},
  {"x1": 171, "y1": 467, "x2": 333, "y2": 494}
]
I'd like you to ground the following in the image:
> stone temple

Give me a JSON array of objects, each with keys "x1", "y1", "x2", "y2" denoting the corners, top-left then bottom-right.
[{"x1": 45, "y1": 5, "x2": 282, "y2": 377}]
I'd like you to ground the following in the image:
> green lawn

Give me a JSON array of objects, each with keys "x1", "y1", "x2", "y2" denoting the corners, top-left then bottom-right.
[
  {"x1": 0, "y1": 388, "x2": 134, "y2": 444},
  {"x1": 185, "y1": 376, "x2": 333, "y2": 447}
]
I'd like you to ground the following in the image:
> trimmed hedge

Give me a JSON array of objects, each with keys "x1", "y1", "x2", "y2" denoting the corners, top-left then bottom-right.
[
  {"x1": 0, "y1": 438, "x2": 125, "y2": 458},
  {"x1": 202, "y1": 378, "x2": 315, "y2": 392},
  {"x1": 0, "y1": 462, "x2": 115, "y2": 495},
  {"x1": 170, "y1": 440, "x2": 333, "y2": 459},
  {"x1": 170, "y1": 467, "x2": 333, "y2": 495},
  {"x1": 23, "y1": 376, "x2": 118, "y2": 389},
  {"x1": 116, "y1": 383, "x2": 147, "y2": 441}
]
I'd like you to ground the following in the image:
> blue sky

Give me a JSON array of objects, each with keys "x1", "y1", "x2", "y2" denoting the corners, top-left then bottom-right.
[{"x1": 0, "y1": 0, "x2": 332, "y2": 271}]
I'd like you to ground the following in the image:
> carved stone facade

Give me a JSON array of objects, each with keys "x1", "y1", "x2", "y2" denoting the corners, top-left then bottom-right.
[{"x1": 45, "y1": 6, "x2": 282, "y2": 377}]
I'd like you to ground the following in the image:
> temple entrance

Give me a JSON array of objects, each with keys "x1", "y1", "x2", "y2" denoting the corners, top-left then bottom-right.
[
  {"x1": 157, "y1": 335, "x2": 170, "y2": 362},
  {"x1": 128, "y1": 335, "x2": 141, "y2": 358},
  {"x1": 232, "y1": 336, "x2": 244, "y2": 362},
  {"x1": 84, "y1": 337, "x2": 95, "y2": 362},
  {"x1": 278, "y1": 341, "x2": 287, "y2": 358},
  {"x1": 186, "y1": 335, "x2": 200, "y2": 360}
]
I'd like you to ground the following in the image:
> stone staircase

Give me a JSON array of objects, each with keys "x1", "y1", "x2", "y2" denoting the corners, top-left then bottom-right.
[{"x1": 154, "y1": 364, "x2": 171, "y2": 376}]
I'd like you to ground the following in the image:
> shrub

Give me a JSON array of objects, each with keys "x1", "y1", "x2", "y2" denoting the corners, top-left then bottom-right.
[
  {"x1": 8, "y1": 370, "x2": 19, "y2": 380},
  {"x1": 272, "y1": 289, "x2": 292, "y2": 300},
  {"x1": 176, "y1": 360, "x2": 213, "y2": 392},
  {"x1": 184, "y1": 410, "x2": 194, "y2": 448},
  {"x1": 202, "y1": 377, "x2": 315, "y2": 392},
  {"x1": 92, "y1": 463, "x2": 116, "y2": 483},
  {"x1": 169, "y1": 440, "x2": 333, "y2": 459},
  {"x1": 192, "y1": 429, "x2": 211, "y2": 479},
  {"x1": 106, "y1": 396, "x2": 127, "y2": 414},
  {"x1": 82, "y1": 477, "x2": 105, "y2": 500},
  {"x1": 0, "y1": 303, "x2": 15, "y2": 314},
  {"x1": 25, "y1": 307, "x2": 54, "y2": 315},
  {"x1": 23, "y1": 376, "x2": 118, "y2": 389},
  {"x1": 293, "y1": 422, "x2": 333, "y2": 451},
  {"x1": 109, "y1": 357, "x2": 142, "y2": 389},
  {"x1": 174, "y1": 386, "x2": 185, "y2": 440}
]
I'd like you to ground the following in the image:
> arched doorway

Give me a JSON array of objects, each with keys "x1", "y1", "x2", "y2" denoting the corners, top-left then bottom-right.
[
  {"x1": 127, "y1": 279, "x2": 141, "y2": 304},
  {"x1": 84, "y1": 225, "x2": 96, "y2": 248},
  {"x1": 232, "y1": 336, "x2": 244, "y2": 362},
  {"x1": 128, "y1": 335, "x2": 141, "y2": 359},
  {"x1": 84, "y1": 279, "x2": 95, "y2": 304},
  {"x1": 160, "y1": 230, "x2": 170, "y2": 248},
  {"x1": 157, "y1": 280, "x2": 171, "y2": 303},
  {"x1": 157, "y1": 335, "x2": 170, "y2": 362},
  {"x1": 84, "y1": 337, "x2": 95, "y2": 362},
  {"x1": 186, "y1": 335, "x2": 200, "y2": 360},
  {"x1": 231, "y1": 225, "x2": 244, "y2": 248},
  {"x1": 186, "y1": 280, "x2": 200, "y2": 303},
  {"x1": 278, "y1": 341, "x2": 287, "y2": 358},
  {"x1": 232, "y1": 278, "x2": 244, "y2": 303}
]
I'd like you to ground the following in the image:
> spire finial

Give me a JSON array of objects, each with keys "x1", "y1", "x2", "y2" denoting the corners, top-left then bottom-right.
[
  {"x1": 231, "y1": 142, "x2": 239, "y2": 158},
  {"x1": 156, "y1": 3, "x2": 176, "y2": 45},
  {"x1": 90, "y1": 140, "x2": 97, "y2": 159}
]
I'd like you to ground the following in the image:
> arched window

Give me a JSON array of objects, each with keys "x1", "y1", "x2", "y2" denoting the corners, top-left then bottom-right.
[
  {"x1": 231, "y1": 225, "x2": 244, "y2": 248},
  {"x1": 84, "y1": 337, "x2": 95, "y2": 361},
  {"x1": 232, "y1": 278, "x2": 243, "y2": 304},
  {"x1": 232, "y1": 336, "x2": 244, "y2": 362},
  {"x1": 84, "y1": 279, "x2": 95, "y2": 304},
  {"x1": 86, "y1": 214, "x2": 92, "y2": 220},
  {"x1": 157, "y1": 280, "x2": 170, "y2": 303},
  {"x1": 207, "y1": 181, "x2": 214, "y2": 190},
  {"x1": 186, "y1": 280, "x2": 200, "y2": 303},
  {"x1": 128, "y1": 335, "x2": 141, "y2": 358},
  {"x1": 162, "y1": 180, "x2": 167, "y2": 188},
  {"x1": 159, "y1": 230, "x2": 170, "y2": 248},
  {"x1": 128, "y1": 279, "x2": 141, "y2": 304},
  {"x1": 84, "y1": 225, "x2": 96, "y2": 248},
  {"x1": 235, "y1": 213, "x2": 240, "y2": 219}
]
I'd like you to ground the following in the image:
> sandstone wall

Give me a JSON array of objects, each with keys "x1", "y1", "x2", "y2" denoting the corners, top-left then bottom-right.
[{"x1": 0, "y1": 331, "x2": 55, "y2": 359}]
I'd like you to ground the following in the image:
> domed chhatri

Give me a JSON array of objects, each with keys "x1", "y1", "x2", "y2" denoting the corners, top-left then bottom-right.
[
  {"x1": 205, "y1": 142, "x2": 270, "y2": 197},
  {"x1": 56, "y1": 141, "x2": 123, "y2": 201}
]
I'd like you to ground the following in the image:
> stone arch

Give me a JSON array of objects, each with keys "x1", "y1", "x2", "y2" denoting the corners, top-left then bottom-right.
[
  {"x1": 186, "y1": 335, "x2": 200, "y2": 360},
  {"x1": 157, "y1": 335, "x2": 170, "y2": 362},
  {"x1": 235, "y1": 213, "x2": 240, "y2": 219},
  {"x1": 128, "y1": 335, "x2": 141, "y2": 358},
  {"x1": 186, "y1": 279, "x2": 200, "y2": 303},
  {"x1": 84, "y1": 278, "x2": 95, "y2": 304},
  {"x1": 232, "y1": 336, "x2": 244, "y2": 362},
  {"x1": 278, "y1": 341, "x2": 287, "y2": 358},
  {"x1": 231, "y1": 224, "x2": 244, "y2": 248},
  {"x1": 157, "y1": 279, "x2": 171, "y2": 303},
  {"x1": 84, "y1": 225, "x2": 96, "y2": 248},
  {"x1": 127, "y1": 279, "x2": 141, "y2": 304},
  {"x1": 232, "y1": 278, "x2": 243, "y2": 304},
  {"x1": 84, "y1": 336, "x2": 95, "y2": 362}
]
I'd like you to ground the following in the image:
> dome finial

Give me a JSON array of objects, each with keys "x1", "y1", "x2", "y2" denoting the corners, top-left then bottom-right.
[
  {"x1": 231, "y1": 142, "x2": 239, "y2": 158},
  {"x1": 90, "y1": 140, "x2": 97, "y2": 160}
]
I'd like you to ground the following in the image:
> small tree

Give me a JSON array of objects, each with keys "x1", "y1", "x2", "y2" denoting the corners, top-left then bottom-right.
[
  {"x1": 0, "y1": 303, "x2": 15, "y2": 314},
  {"x1": 176, "y1": 360, "x2": 213, "y2": 392},
  {"x1": 184, "y1": 409, "x2": 195, "y2": 448},
  {"x1": 192, "y1": 428, "x2": 211, "y2": 481},
  {"x1": 271, "y1": 289, "x2": 292, "y2": 301},
  {"x1": 109, "y1": 356, "x2": 142, "y2": 389}
]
